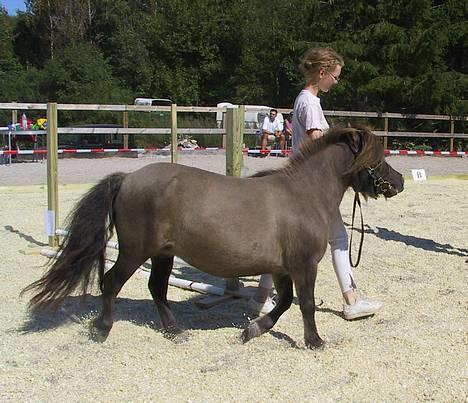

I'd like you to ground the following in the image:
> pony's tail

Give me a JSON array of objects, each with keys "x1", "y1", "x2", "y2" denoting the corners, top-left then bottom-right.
[{"x1": 21, "y1": 172, "x2": 127, "y2": 311}]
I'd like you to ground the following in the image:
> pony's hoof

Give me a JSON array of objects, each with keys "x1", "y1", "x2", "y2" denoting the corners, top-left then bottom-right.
[
  {"x1": 89, "y1": 321, "x2": 111, "y2": 343},
  {"x1": 305, "y1": 337, "x2": 325, "y2": 350},
  {"x1": 162, "y1": 326, "x2": 188, "y2": 343},
  {"x1": 241, "y1": 322, "x2": 262, "y2": 343}
]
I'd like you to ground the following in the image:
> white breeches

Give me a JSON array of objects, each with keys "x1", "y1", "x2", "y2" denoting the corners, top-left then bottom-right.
[{"x1": 329, "y1": 210, "x2": 357, "y2": 294}]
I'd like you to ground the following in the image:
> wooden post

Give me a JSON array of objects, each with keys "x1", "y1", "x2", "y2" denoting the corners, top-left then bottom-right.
[
  {"x1": 449, "y1": 118, "x2": 454, "y2": 152},
  {"x1": 122, "y1": 111, "x2": 129, "y2": 149},
  {"x1": 383, "y1": 116, "x2": 389, "y2": 150},
  {"x1": 222, "y1": 112, "x2": 227, "y2": 149},
  {"x1": 8, "y1": 103, "x2": 17, "y2": 165},
  {"x1": 46, "y1": 103, "x2": 59, "y2": 247},
  {"x1": 11, "y1": 104, "x2": 17, "y2": 126},
  {"x1": 225, "y1": 106, "x2": 244, "y2": 177},
  {"x1": 171, "y1": 103, "x2": 177, "y2": 163},
  {"x1": 225, "y1": 105, "x2": 244, "y2": 291}
]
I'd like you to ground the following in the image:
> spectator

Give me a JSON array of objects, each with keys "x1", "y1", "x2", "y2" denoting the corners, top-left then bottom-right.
[{"x1": 260, "y1": 109, "x2": 284, "y2": 156}]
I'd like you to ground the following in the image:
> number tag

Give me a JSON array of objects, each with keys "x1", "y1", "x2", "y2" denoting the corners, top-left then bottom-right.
[{"x1": 411, "y1": 169, "x2": 427, "y2": 182}]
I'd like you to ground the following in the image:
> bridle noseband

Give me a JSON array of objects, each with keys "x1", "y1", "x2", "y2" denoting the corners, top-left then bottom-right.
[
  {"x1": 366, "y1": 161, "x2": 395, "y2": 197},
  {"x1": 349, "y1": 159, "x2": 394, "y2": 268}
]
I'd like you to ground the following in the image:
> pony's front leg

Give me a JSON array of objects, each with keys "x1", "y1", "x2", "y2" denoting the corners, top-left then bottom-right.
[
  {"x1": 293, "y1": 262, "x2": 324, "y2": 349},
  {"x1": 241, "y1": 273, "x2": 293, "y2": 343}
]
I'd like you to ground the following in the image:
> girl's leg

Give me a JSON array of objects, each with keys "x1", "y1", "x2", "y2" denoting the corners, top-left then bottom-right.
[
  {"x1": 249, "y1": 274, "x2": 275, "y2": 315},
  {"x1": 329, "y1": 210, "x2": 383, "y2": 319},
  {"x1": 256, "y1": 274, "x2": 273, "y2": 301},
  {"x1": 329, "y1": 211, "x2": 357, "y2": 301}
]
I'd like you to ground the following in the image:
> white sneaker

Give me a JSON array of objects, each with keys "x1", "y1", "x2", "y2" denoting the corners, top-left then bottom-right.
[
  {"x1": 343, "y1": 298, "x2": 383, "y2": 320},
  {"x1": 248, "y1": 297, "x2": 276, "y2": 315}
]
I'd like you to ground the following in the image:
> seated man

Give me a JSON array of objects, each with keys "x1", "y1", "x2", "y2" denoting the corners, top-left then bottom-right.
[{"x1": 260, "y1": 109, "x2": 284, "y2": 155}]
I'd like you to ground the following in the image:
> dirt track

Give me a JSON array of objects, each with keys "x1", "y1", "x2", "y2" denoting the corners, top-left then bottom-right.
[{"x1": 0, "y1": 154, "x2": 467, "y2": 401}]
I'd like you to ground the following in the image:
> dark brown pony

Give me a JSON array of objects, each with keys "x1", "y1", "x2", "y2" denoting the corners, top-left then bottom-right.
[{"x1": 22, "y1": 127, "x2": 404, "y2": 348}]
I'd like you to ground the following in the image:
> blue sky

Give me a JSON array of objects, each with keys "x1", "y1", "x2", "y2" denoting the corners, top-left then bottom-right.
[{"x1": 1, "y1": 0, "x2": 26, "y2": 15}]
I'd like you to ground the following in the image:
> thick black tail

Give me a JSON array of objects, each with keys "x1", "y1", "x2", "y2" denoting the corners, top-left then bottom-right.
[{"x1": 21, "y1": 172, "x2": 127, "y2": 310}]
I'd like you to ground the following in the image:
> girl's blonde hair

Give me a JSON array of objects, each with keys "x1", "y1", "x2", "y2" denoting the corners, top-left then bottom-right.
[{"x1": 299, "y1": 47, "x2": 344, "y2": 81}]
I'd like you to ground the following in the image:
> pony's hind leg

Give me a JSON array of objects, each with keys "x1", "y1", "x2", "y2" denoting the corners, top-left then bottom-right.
[
  {"x1": 90, "y1": 252, "x2": 143, "y2": 342},
  {"x1": 241, "y1": 273, "x2": 293, "y2": 343},
  {"x1": 148, "y1": 255, "x2": 182, "y2": 337}
]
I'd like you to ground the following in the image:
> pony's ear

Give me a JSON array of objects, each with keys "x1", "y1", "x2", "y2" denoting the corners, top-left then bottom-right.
[{"x1": 347, "y1": 130, "x2": 362, "y2": 154}]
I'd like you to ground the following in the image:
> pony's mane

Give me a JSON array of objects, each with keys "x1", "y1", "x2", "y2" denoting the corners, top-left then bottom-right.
[{"x1": 250, "y1": 126, "x2": 382, "y2": 178}]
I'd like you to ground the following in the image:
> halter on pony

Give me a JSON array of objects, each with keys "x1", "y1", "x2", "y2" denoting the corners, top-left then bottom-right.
[{"x1": 349, "y1": 159, "x2": 396, "y2": 268}]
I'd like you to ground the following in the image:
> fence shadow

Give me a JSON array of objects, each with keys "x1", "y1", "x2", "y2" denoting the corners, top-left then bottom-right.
[
  {"x1": 4, "y1": 225, "x2": 48, "y2": 247},
  {"x1": 345, "y1": 222, "x2": 468, "y2": 257}
]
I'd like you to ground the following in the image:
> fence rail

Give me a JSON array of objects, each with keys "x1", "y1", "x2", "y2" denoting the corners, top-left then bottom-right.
[
  {"x1": 2, "y1": 128, "x2": 467, "y2": 138},
  {"x1": 1, "y1": 102, "x2": 467, "y2": 121}
]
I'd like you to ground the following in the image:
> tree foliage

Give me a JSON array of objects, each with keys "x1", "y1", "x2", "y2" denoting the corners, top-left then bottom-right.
[{"x1": 0, "y1": 0, "x2": 466, "y2": 116}]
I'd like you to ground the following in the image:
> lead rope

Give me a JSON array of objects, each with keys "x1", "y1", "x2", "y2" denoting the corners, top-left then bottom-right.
[{"x1": 349, "y1": 192, "x2": 365, "y2": 268}]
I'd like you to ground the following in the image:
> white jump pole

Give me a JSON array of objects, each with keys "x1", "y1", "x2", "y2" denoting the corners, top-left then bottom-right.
[
  {"x1": 43, "y1": 231, "x2": 226, "y2": 297},
  {"x1": 54, "y1": 228, "x2": 187, "y2": 266},
  {"x1": 40, "y1": 247, "x2": 225, "y2": 296}
]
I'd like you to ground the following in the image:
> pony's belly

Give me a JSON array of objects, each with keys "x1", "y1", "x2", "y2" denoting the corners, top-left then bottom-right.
[{"x1": 176, "y1": 251, "x2": 281, "y2": 278}]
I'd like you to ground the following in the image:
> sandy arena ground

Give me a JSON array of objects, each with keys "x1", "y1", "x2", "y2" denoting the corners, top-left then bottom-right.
[{"x1": 0, "y1": 153, "x2": 467, "y2": 402}]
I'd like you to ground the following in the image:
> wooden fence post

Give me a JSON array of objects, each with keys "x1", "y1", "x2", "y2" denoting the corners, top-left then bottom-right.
[
  {"x1": 449, "y1": 118, "x2": 454, "y2": 152},
  {"x1": 8, "y1": 103, "x2": 17, "y2": 165},
  {"x1": 11, "y1": 103, "x2": 17, "y2": 126},
  {"x1": 222, "y1": 113, "x2": 227, "y2": 149},
  {"x1": 225, "y1": 105, "x2": 244, "y2": 291},
  {"x1": 122, "y1": 110, "x2": 129, "y2": 149},
  {"x1": 46, "y1": 102, "x2": 59, "y2": 247},
  {"x1": 171, "y1": 104, "x2": 178, "y2": 163},
  {"x1": 384, "y1": 116, "x2": 389, "y2": 150},
  {"x1": 225, "y1": 106, "x2": 244, "y2": 177}
]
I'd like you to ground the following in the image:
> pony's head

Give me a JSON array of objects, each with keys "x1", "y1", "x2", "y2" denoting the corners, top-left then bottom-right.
[{"x1": 344, "y1": 126, "x2": 404, "y2": 199}]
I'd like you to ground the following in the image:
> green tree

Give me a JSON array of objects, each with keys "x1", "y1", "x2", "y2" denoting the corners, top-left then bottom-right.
[
  {"x1": 0, "y1": 8, "x2": 40, "y2": 104},
  {"x1": 39, "y1": 43, "x2": 129, "y2": 103},
  {"x1": 146, "y1": 0, "x2": 230, "y2": 104},
  {"x1": 4, "y1": 0, "x2": 467, "y2": 117},
  {"x1": 0, "y1": 8, "x2": 22, "y2": 99},
  {"x1": 92, "y1": 0, "x2": 152, "y2": 94}
]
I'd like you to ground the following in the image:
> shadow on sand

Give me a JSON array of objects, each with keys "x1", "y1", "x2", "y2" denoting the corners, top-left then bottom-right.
[
  {"x1": 17, "y1": 291, "x2": 253, "y2": 337},
  {"x1": 345, "y1": 223, "x2": 468, "y2": 257},
  {"x1": 4, "y1": 225, "x2": 48, "y2": 247}
]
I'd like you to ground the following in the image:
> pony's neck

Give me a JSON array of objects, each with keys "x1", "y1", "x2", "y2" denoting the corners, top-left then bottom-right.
[{"x1": 295, "y1": 144, "x2": 354, "y2": 213}]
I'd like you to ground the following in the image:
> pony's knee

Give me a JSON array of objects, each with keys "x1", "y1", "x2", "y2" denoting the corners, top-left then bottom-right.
[{"x1": 299, "y1": 300, "x2": 316, "y2": 315}]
